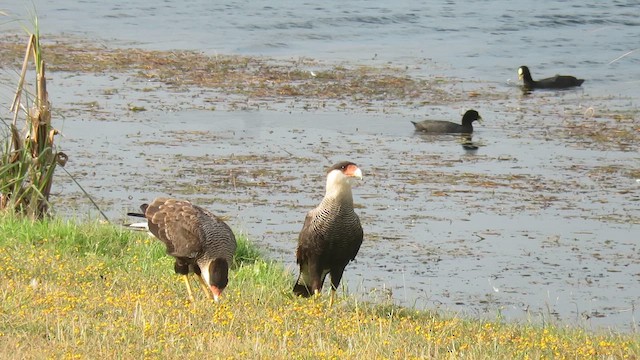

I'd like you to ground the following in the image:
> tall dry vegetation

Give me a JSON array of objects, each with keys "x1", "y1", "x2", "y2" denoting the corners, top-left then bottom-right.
[{"x1": 0, "y1": 21, "x2": 66, "y2": 219}]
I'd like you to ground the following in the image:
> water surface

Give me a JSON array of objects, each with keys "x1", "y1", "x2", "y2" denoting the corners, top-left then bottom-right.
[{"x1": 4, "y1": 0, "x2": 639, "y2": 95}]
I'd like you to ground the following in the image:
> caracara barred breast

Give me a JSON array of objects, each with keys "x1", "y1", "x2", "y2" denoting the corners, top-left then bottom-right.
[
  {"x1": 294, "y1": 161, "x2": 364, "y2": 304},
  {"x1": 128, "y1": 197, "x2": 236, "y2": 302}
]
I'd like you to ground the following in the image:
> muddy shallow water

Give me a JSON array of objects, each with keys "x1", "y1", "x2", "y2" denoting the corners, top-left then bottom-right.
[{"x1": 16, "y1": 68, "x2": 636, "y2": 332}]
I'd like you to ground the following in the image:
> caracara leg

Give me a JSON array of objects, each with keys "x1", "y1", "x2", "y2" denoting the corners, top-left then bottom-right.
[
  {"x1": 294, "y1": 261, "x2": 327, "y2": 298},
  {"x1": 183, "y1": 275, "x2": 195, "y2": 301},
  {"x1": 309, "y1": 262, "x2": 325, "y2": 296},
  {"x1": 329, "y1": 289, "x2": 336, "y2": 307},
  {"x1": 329, "y1": 266, "x2": 346, "y2": 306},
  {"x1": 197, "y1": 275, "x2": 214, "y2": 300}
]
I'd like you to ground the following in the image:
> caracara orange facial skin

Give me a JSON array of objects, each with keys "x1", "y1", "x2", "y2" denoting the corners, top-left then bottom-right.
[
  {"x1": 342, "y1": 163, "x2": 363, "y2": 178},
  {"x1": 294, "y1": 161, "x2": 364, "y2": 306},
  {"x1": 210, "y1": 286, "x2": 223, "y2": 302}
]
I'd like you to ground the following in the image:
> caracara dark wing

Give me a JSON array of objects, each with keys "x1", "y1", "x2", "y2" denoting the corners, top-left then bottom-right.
[
  {"x1": 518, "y1": 65, "x2": 584, "y2": 90},
  {"x1": 293, "y1": 161, "x2": 364, "y2": 305},
  {"x1": 128, "y1": 197, "x2": 236, "y2": 302}
]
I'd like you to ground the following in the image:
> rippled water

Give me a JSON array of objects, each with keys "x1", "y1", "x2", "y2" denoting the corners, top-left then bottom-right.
[
  {"x1": 4, "y1": 0, "x2": 640, "y2": 95},
  {"x1": 1, "y1": 1, "x2": 639, "y2": 331}
]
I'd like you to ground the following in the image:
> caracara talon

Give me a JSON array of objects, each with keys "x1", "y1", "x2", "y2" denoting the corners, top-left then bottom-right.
[
  {"x1": 128, "y1": 198, "x2": 237, "y2": 302},
  {"x1": 293, "y1": 162, "x2": 364, "y2": 303}
]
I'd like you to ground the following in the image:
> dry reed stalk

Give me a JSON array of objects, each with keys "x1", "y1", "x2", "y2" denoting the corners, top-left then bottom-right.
[{"x1": 1, "y1": 29, "x2": 64, "y2": 218}]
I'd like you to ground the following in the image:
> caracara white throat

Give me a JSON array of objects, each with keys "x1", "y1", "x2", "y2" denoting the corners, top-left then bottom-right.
[
  {"x1": 293, "y1": 161, "x2": 364, "y2": 305},
  {"x1": 128, "y1": 197, "x2": 237, "y2": 302}
]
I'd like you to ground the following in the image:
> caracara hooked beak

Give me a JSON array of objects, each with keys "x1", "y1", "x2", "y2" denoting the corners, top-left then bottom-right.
[
  {"x1": 342, "y1": 163, "x2": 363, "y2": 180},
  {"x1": 210, "y1": 286, "x2": 223, "y2": 302}
]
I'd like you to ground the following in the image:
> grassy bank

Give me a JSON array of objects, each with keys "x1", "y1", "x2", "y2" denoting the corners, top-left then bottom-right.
[{"x1": 0, "y1": 215, "x2": 637, "y2": 359}]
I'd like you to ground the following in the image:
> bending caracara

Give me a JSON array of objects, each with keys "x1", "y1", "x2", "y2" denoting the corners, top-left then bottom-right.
[
  {"x1": 293, "y1": 161, "x2": 364, "y2": 305},
  {"x1": 128, "y1": 197, "x2": 237, "y2": 302}
]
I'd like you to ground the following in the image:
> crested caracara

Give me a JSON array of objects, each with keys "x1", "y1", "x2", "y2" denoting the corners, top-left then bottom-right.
[
  {"x1": 128, "y1": 197, "x2": 236, "y2": 302},
  {"x1": 293, "y1": 161, "x2": 364, "y2": 305}
]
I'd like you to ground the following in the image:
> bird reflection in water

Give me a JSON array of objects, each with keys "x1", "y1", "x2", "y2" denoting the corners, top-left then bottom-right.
[{"x1": 461, "y1": 134, "x2": 479, "y2": 152}]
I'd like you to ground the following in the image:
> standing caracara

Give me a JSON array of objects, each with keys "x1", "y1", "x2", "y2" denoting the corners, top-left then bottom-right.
[
  {"x1": 128, "y1": 197, "x2": 237, "y2": 302},
  {"x1": 293, "y1": 161, "x2": 364, "y2": 305}
]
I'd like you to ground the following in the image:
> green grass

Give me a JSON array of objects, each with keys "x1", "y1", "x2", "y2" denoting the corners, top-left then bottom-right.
[{"x1": 0, "y1": 214, "x2": 638, "y2": 359}]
